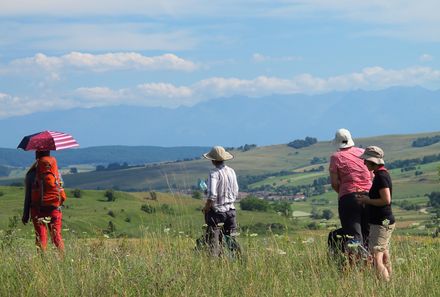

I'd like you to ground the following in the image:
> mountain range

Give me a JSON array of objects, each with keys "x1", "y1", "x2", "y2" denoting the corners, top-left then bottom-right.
[{"x1": 0, "y1": 87, "x2": 439, "y2": 148}]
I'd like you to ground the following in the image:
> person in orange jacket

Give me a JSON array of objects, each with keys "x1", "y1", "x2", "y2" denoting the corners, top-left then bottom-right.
[{"x1": 22, "y1": 150, "x2": 66, "y2": 252}]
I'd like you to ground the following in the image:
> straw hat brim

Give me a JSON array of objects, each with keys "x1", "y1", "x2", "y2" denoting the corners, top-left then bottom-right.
[{"x1": 203, "y1": 152, "x2": 234, "y2": 161}]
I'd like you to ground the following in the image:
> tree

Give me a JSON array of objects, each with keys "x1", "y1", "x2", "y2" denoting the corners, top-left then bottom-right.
[
  {"x1": 310, "y1": 207, "x2": 321, "y2": 219},
  {"x1": 428, "y1": 192, "x2": 440, "y2": 208},
  {"x1": 287, "y1": 137, "x2": 318, "y2": 149},
  {"x1": 96, "y1": 165, "x2": 105, "y2": 171},
  {"x1": 272, "y1": 201, "x2": 292, "y2": 217},
  {"x1": 192, "y1": 191, "x2": 203, "y2": 199},
  {"x1": 141, "y1": 204, "x2": 156, "y2": 213},
  {"x1": 105, "y1": 190, "x2": 116, "y2": 202},
  {"x1": 106, "y1": 221, "x2": 116, "y2": 234},
  {"x1": 322, "y1": 209, "x2": 334, "y2": 220},
  {"x1": 240, "y1": 195, "x2": 270, "y2": 212},
  {"x1": 72, "y1": 189, "x2": 82, "y2": 198}
]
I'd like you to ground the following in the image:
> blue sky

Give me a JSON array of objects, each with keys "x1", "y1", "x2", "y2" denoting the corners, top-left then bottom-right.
[{"x1": 1, "y1": 0, "x2": 440, "y2": 119}]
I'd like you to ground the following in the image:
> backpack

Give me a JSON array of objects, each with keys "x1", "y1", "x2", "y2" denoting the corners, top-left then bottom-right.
[{"x1": 31, "y1": 156, "x2": 67, "y2": 208}]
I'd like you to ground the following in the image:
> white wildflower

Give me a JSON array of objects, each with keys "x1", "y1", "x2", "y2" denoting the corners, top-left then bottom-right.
[
  {"x1": 382, "y1": 219, "x2": 390, "y2": 226},
  {"x1": 396, "y1": 258, "x2": 405, "y2": 265},
  {"x1": 302, "y1": 237, "x2": 315, "y2": 244}
]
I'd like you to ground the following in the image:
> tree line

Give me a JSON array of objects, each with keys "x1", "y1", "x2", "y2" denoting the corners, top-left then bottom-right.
[{"x1": 412, "y1": 135, "x2": 440, "y2": 147}]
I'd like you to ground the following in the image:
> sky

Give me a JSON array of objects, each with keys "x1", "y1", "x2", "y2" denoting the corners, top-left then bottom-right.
[{"x1": 1, "y1": 0, "x2": 440, "y2": 119}]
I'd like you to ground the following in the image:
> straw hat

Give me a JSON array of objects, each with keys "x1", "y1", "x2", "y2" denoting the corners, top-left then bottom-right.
[
  {"x1": 203, "y1": 146, "x2": 234, "y2": 161},
  {"x1": 359, "y1": 146, "x2": 385, "y2": 165},
  {"x1": 333, "y1": 128, "x2": 355, "y2": 149}
]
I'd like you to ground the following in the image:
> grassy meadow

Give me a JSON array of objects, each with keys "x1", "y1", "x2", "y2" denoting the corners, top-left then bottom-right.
[
  {"x1": 0, "y1": 231, "x2": 438, "y2": 297},
  {"x1": 0, "y1": 131, "x2": 439, "y2": 296},
  {"x1": 0, "y1": 185, "x2": 438, "y2": 296}
]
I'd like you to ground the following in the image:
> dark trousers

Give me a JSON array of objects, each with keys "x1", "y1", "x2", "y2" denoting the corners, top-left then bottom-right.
[
  {"x1": 338, "y1": 193, "x2": 369, "y2": 247},
  {"x1": 205, "y1": 209, "x2": 237, "y2": 256}
]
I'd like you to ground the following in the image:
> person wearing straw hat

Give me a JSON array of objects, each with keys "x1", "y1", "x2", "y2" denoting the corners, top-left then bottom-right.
[
  {"x1": 329, "y1": 128, "x2": 373, "y2": 248},
  {"x1": 357, "y1": 146, "x2": 395, "y2": 282},
  {"x1": 202, "y1": 146, "x2": 239, "y2": 256}
]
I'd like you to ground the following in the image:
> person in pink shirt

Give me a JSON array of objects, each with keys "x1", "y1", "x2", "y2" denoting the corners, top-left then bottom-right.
[{"x1": 329, "y1": 128, "x2": 373, "y2": 247}]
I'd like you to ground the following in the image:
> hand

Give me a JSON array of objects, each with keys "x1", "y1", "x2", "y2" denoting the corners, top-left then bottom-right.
[
  {"x1": 356, "y1": 194, "x2": 369, "y2": 205},
  {"x1": 21, "y1": 216, "x2": 29, "y2": 225}
]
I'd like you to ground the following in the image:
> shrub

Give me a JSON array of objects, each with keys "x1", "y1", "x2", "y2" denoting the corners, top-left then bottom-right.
[
  {"x1": 160, "y1": 204, "x2": 175, "y2": 215},
  {"x1": 141, "y1": 204, "x2": 156, "y2": 214},
  {"x1": 240, "y1": 195, "x2": 270, "y2": 212},
  {"x1": 322, "y1": 209, "x2": 334, "y2": 220},
  {"x1": 72, "y1": 189, "x2": 82, "y2": 198},
  {"x1": 287, "y1": 137, "x2": 317, "y2": 149},
  {"x1": 105, "y1": 190, "x2": 116, "y2": 202},
  {"x1": 192, "y1": 191, "x2": 203, "y2": 199},
  {"x1": 107, "y1": 210, "x2": 116, "y2": 217},
  {"x1": 150, "y1": 192, "x2": 157, "y2": 200},
  {"x1": 0, "y1": 191, "x2": 4, "y2": 197}
]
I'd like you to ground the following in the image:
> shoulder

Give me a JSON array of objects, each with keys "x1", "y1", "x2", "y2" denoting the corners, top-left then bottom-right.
[
  {"x1": 374, "y1": 170, "x2": 392, "y2": 185},
  {"x1": 352, "y1": 147, "x2": 364, "y2": 154}
]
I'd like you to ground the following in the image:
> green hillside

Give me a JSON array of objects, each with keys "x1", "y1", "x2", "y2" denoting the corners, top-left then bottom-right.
[{"x1": 52, "y1": 131, "x2": 440, "y2": 192}]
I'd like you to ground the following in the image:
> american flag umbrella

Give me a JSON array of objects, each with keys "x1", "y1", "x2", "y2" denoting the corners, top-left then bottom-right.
[{"x1": 17, "y1": 131, "x2": 79, "y2": 151}]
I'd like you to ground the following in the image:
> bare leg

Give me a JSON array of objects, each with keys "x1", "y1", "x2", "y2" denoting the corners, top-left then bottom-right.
[
  {"x1": 383, "y1": 249, "x2": 392, "y2": 279},
  {"x1": 374, "y1": 251, "x2": 390, "y2": 282}
]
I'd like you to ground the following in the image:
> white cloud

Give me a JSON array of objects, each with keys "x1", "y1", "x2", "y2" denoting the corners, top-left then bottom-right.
[
  {"x1": 0, "y1": 22, "x2": 198, "y2": 52},
  {"x1": 2, "y1": 66, "x2": 440, "y2": 118},
  {"x1": 0, "y1": 92, "x2": 73, "y2": 118},
  {"x1": 0, "y1": 1, "x2": 214, "y2": 17},
  {"x1": 252, "y1": 53, "x2": 302, "y2": 63},
  {"x1": 419, "y1": 54, "x2": 433, "y2": 62},
  {"x1": 1, "y1": 52, "x2": 198, "y2": 80}
]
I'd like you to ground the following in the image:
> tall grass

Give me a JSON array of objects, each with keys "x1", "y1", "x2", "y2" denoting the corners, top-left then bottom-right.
[{"x1": 0, "y1": 231, "x2": 438, "y2": 297}]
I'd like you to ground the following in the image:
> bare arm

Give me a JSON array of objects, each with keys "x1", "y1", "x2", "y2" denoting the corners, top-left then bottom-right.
[
  {"x1": 357, "y1": 188, "x2": 391, "y2": 207},
  {"x1": 330, "y1": 171, "x2": 340, "y2": 193},
  {"x1": 202, "y1": 199, "x2": 214, "y2": 214}
]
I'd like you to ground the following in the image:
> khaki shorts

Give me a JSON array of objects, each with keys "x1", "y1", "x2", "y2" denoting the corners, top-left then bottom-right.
[{"x1": 369, "y1": 223, "x2": 395, "y2": 253}]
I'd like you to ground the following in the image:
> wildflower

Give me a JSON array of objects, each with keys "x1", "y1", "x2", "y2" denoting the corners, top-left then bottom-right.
[
  {"x1": 396, "y1": 258, "x2": 405, "y2": 265},
  {"x1": 178, "y1": 231, "x2": 184, "y2": 235},
  {"x1": 62, "y1": 228, "x2": 70, "y2": 231},
  {"x1": 103, "y1": 234, "x2": 110, "y2": 239},
  {"x1": 277, "y1": 249, "x2": 287, "y2": 255},
  {"x1": 217, "y1": 223, "x2": 225, "y2": 227},
  {"x1": 302, "y1": 237, "x2": 315, "y2": 244},
  {"x1": 164, "y1": 228, "x2": 170, "y2": 233},
  {"x1": 250, "y1": 233, "x2": 258, "y2": 237},
  {"x1": 382, "y1": 219, "x2": 390, "y2": 226}
]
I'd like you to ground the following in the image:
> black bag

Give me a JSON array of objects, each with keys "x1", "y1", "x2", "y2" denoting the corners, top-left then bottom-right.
[{"x1": 328, "y1": 228, "x2": 347, "y2": 256}]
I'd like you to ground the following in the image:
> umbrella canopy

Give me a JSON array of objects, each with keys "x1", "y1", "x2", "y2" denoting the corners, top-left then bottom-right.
[{"x1": 17, "y1": 131, "x2": 79, "y2": 151}]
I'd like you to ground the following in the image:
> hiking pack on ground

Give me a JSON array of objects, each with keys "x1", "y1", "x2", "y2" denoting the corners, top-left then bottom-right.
[
  {"x1": 328, "y1": 228, "x2": 371, "y2": 268},
  {"x1": 31, "y1": 156, "x2": 66, "y2": 208},
  {"x1": 195, "y1": 225, "x2": 242, "y2": 260}
]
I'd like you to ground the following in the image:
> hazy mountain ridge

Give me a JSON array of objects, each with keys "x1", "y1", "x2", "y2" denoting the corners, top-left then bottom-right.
[
  {"x1": 0, "y1": 87, "x2": 438, "y2": 148},
  {"x1": 0, "y1": 146, "x2": 210, "y2": 167}
]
